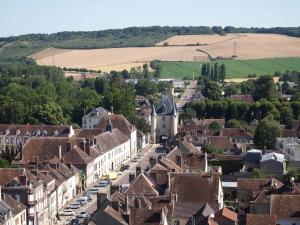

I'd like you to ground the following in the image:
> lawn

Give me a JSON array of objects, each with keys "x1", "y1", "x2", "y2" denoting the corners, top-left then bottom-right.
[{"x1": 158, "y1": 57, "x2": 300, "y2": 79}]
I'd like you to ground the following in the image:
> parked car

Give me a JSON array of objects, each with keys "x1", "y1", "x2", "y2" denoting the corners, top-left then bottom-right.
[
  {"x1": 77, "y1": 196, "x2": 88, "y2": 205},
  {"x1": 69, "y1": 203, "x2": 80, "y2": 209},
  {"x1": 131, "y1": 157, "x2": 138, "y2": 162},
  {"x1": 78, "y1": 212, "x2": 90, "y2": 219},
  {"x1": 84, "y1": 193, "x2": 92, "y2": 201},
  {"x1": 98, "y1": 180, "x2": 109, "y2": 187},
  {"x1": 117, "y1": 171, "x2": 122, "y2": 176},
  {"x1": 61, "y1": 208, "x2": 76, "y2": 216},
  {"x1": 88, "y1": 187, "x2": 100, "y2": 194},
  {"x1": 69, "y1": 218, "x2": 80, "y2": 225}
]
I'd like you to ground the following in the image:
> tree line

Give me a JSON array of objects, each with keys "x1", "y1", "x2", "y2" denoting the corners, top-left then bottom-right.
[
  {"x1": 201, "y1": 63, "x2": 226, "y2": 83},
  {"x1": 0, "y1": 57, "x2": 150, "y2": 133}
]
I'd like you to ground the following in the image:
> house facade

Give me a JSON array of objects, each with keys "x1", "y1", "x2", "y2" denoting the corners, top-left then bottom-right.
[
  {"x1": 277, "y1": 138, "x2": 300, "y2": 161},
  {"x1": 82, "y1": 107, "x2": 111, "y2": 129}
]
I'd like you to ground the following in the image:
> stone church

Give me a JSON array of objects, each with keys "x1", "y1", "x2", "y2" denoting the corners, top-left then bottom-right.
[{"x1": 151, "y1": 95, "x2": 178, "y2": 143}]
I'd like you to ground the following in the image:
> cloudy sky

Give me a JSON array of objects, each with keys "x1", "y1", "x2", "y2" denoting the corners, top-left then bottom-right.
[{"x1": 1, "y1": 0, "x2": 299, "y2": 37}]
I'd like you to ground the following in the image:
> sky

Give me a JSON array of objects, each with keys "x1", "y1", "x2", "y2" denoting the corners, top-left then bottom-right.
[{"x1": 1, "y1": 0, "x2": 299, "y2": 37}]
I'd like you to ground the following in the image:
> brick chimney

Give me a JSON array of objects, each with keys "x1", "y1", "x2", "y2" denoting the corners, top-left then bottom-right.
[
  {"x1": 135, "y1": 166, "x2": 142, "y2": 177},
  {"x1": 58, "y1": 145, "x2": 62, "y2": 160}
]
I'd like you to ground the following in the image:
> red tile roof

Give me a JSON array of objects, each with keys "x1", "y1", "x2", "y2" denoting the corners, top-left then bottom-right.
[
  {"x1": 270, "y1": 195, "x2": 300, "y2": 219},
  {"x1": 230, "y1": 94, "x2": 254, "y2": 103},
  {"x1": 214, "y1": 208, "x2": 238, "y2": 222},
  {"x1": 246, "y1": 214, "x2": 275, "y2": 225}
]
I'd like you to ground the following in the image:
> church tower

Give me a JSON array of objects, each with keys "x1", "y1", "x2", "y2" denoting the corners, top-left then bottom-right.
[{"x1": 150, "y1": 104, "x2": 157, "y2": 144}]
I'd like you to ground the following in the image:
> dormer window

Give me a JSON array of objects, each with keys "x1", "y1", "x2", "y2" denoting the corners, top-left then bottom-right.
[
  {"x1": 36, "y1": 130, "x2": 41, "y2": 136},
  {"x1": 54, "y1": 130, "x2": 58, "y2": 136},
  {"x1": 5, "y1": 129, "x2": 9, "y2": 135},
  {"x1": 16, "y1": 129, "x2": 21, "y2": 135}
]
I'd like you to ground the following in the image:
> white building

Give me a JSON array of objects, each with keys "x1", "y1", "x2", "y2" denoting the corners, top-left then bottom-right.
[
  {"x1": 89, "y1": 125, "x2": 131, "y2": 181},
  {"x1": 277, "y1": 138, "x2": 300, "y2": 161},
  {"x1": 82, "y1": 107, "x2": 111, "y2": 129},
  {"x1": 96, "y1": 115, "x2": 137, "y2": 157},
  {"x1": 151, "y1": 95, "x2": 178, "y2": 143}
]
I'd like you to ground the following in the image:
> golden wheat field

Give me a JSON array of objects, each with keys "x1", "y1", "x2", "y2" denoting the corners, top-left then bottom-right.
[{"x1": 31, "y1": 34, "x2": 300, "y2": 73}]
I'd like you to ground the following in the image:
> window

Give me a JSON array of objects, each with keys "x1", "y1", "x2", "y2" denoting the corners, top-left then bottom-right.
[
  {"x1": 162, "y1": 116, "x2": 165, "y2": 121},
  {"x1": 162, "y1": 124, "x2": 166, "y2": 128}
]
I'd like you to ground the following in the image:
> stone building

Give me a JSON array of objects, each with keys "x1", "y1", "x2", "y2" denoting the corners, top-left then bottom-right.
[{"x1": 151, "y1": 95, "x2": 178, "y2": 143}]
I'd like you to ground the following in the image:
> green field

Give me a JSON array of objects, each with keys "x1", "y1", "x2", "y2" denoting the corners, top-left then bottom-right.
[{"x1": 158, "y1": 57, "x2": 300, "y2": 79}]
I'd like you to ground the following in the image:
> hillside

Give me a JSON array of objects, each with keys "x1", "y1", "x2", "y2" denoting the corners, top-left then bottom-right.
[
  {"x1": 1, "y1": 26, "x2": 300, "y2": 58},
  {"x1": 31, "y1": 33, "x2": 300, "y2": 74}
]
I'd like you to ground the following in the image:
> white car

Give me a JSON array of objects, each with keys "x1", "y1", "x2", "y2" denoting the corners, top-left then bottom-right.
[
  {"x1": 69, "y1": 203, "x2": 80, "y2": 209},
  {"x1": 88, "y1": 187, "x2": 100, "y2": 194},
  {"x1": 78, "y1": 212, "x2": 90, "y2": 219},
  {"x1": 61, "y1": 209, "x2": 75, "y2": 216}
]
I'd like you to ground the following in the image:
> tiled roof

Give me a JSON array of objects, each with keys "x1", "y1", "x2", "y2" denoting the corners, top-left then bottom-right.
[
  {"x1": 0, "y1": 168, "x2": 40, "y2": 187},
  {"x1": 15, "y1": 137, "x2": 88, "y2": 164},
  {"x1": 73, "y1": 129, "x2": 103, "y2": 138},
  {"x1": 94, "y1": 205, "x2": 128, "y2": 225},
  {"x1": 207, "y1": 136, "x2": 235, "y2": 150},
  {"x1": 94, "y1": 128, "x2": 130, "y2": 153},
  {"x1": 230, "y1": 94, "x2": 254, "y2": 103},
  {"x1": 0, "y1": 124, "x2": 70, "y2": 136},
  {"x1": 222, "y1": 128, "x2": 253, "y2": 139},
  {"x1": 156, "y1": 95, "x2": 176, "y2": 115},
  {"x1": 246, "y1": 214, "x2": 275, "y2": 225},
  {"x1": 178, "y1": 139, "x2": 201, "y2": 154},
  {"x1": 96, "y1": 115, "x2": 134, "y2": 136},
  {"x1": 214, "y1": 208, "x2": 237, "y2": 222},
  {"x1": 202, "y1": 118, "x2": 225, "y2": 126},
  {"x1": 2, "y1": 194, "x2": 27, "y2": 216},
  {"x1": 171, "y1": 202, "x2": 209, "y2": 219},
  {"x1": 270, "y1": 195, "x2": 300, "y2": 218},
  {"x1": 169, "y1": 172, "x2": 221, "y2": 208},
  {"x1": 84, "y1": 107, "x2": 110, "y2": 117},
  {"x1": 63, "y1": 146, "x2": 93, "y2": 165},
  {"x1": 124, "y1": 173, "x2": 160, "y2": 196}
]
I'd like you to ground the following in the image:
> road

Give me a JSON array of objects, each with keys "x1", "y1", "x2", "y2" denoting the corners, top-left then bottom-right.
[
  {"x1": 58, "y1": 144, "x2": 162, "y2": 224},
  {"x1": 176, "y1": 80, "x2": 198, "y2": 109}
]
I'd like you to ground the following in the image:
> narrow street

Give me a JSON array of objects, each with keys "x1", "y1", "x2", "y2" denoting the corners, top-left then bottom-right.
[
  {"x1": 176, "y1": 80, "x2": 198, "y2": 109},
  {"x1": 58, "y1": 144, "x2": 162, "y2": 225}
]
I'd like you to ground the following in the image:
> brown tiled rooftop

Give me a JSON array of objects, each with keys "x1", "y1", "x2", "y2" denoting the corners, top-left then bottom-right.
[{"x1": 246, "y1": 214, "x2": 275, "y2": 225}]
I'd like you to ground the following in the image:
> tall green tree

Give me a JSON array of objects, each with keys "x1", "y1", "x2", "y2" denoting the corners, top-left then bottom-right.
[
  {"x1": 202, "y1": 81, "x2": 222, "y2": 100},
  {"x1": 220, "y1": 64, "x2": 226, "y2": 83},
  {"x1": 253, "y1": 75, "x2": 276, "y2": 100},
  {"x1": 254, "y1": 115, "x2": 281, "y2": 149}
]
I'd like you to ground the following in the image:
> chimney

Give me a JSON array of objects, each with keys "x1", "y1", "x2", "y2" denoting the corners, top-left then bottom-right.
[
  {"x1": 129, "y1": 174, "x2": 135, "y2": 183},
  {"x1": 110, "y1": 185, "x2": 120, "y2": 196},
  {"x1": 176, "y1": 155, "x2": 182, "y2": 168},
  {"x1": 111, "y1": 201, "x2": 119, "y2": 212},
  {"x1": 149, "y1": 157, "x2": 157, "y2": 168},
  {"x1": 149, "y1": 171, "x2": 157, "y2": 182},
  {"x1": 135, "y1": 166, "x2": 142, "y2": 177},
  {"x1": 67, "y1": 142, "x2": 72, "y2": 152},
  {"x1": 97, "y1": 193, "x2": 109, "y2": 210},
  {"x1": 58, "y1": 145, "x2": 62, "y2": 160},
  {"x1": 19, "y1": 175, "x2": 27, "y2": 186}
]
